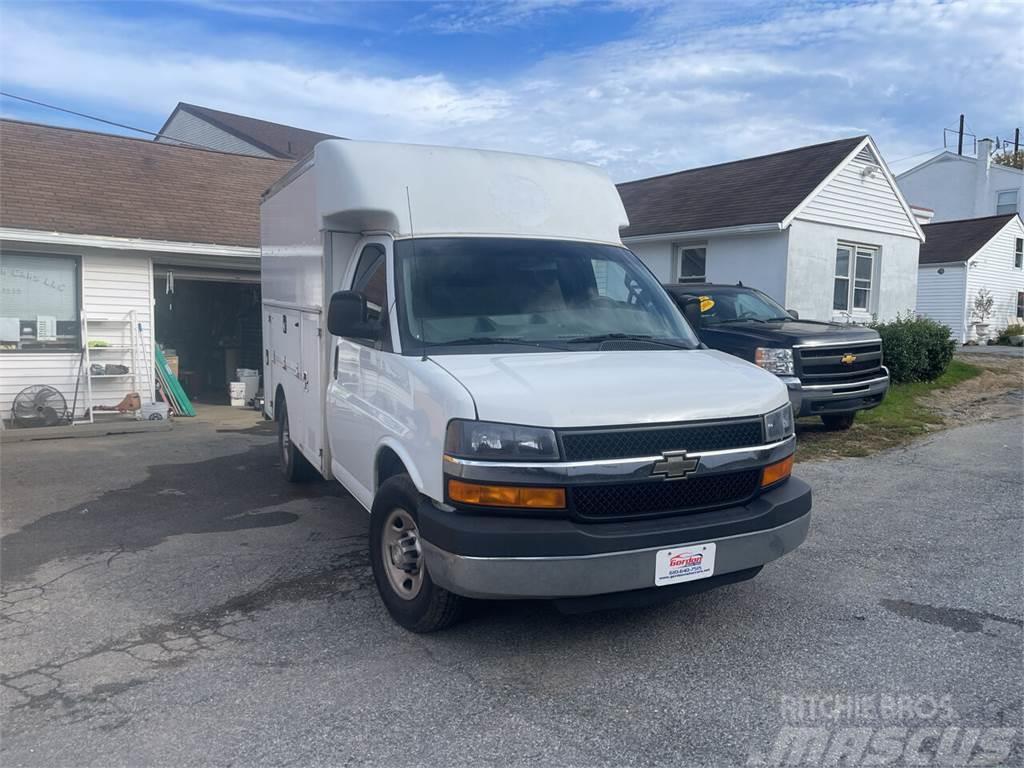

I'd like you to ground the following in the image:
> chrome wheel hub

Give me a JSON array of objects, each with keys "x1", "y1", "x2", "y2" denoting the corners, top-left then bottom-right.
[{"x1": 381, "y1": 508, "x2": 423, "y2": 600}]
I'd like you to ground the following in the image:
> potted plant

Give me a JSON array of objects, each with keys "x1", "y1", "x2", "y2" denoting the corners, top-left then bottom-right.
[{"x1": 971, "y1": 288, "x2": 994, "y2": 341}]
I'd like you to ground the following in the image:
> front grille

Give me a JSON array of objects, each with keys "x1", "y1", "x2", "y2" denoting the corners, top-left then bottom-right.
[
  {"x1": 570, "y1": 469, "x2": 761, "y2": 521},
  {"x1": 560, "y1": 418, "x2": 764, "y2": 461},
  {"x1": 796, "y1": 342, "x2": 883, "y2": 383}
]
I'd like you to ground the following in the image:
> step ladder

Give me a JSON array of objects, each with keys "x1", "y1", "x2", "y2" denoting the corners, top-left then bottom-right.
[{"x1": 75, "y1": 310, "x2": 144, "y2": 424}]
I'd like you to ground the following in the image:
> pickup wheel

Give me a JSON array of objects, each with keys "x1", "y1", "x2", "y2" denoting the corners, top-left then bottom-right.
[
  {"x1": 370, "y1": 474, "x2": 464, "y2": 633},
  {"x1": 821, "y1": 412, "x2": 856, "y2": 431},
  {"x1": 277, "y1": 398, "x2": 314, "y2": 482}
]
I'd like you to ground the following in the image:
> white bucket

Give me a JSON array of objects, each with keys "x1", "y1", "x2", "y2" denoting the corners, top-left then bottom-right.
[
  {"x1": 236, "y1": 369, "x2": 260, "y2": 401},
  {"x1": 229, "y1": 382, "x2": 247, "y2": 405}
]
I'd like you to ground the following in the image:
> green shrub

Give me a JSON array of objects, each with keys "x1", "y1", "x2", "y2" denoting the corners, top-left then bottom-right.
[
  {"x1": 996, "y1": 323, "x2": 1024, "y2": 346},
  {"x1": 870, "y1": 313, "x2": 955, "y2": 383}
]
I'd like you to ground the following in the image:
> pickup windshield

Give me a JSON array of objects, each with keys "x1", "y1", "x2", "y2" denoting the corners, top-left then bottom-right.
[
  {"x1": 394, "y1": 238, "x2": 698, "y2": 353},
  {"x1": 674, "y1": 287, "x2": 790, "y2": 325}
]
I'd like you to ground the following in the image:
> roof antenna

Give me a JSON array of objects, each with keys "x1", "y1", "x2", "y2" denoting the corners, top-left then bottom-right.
[{"x1": 405, "y1": 186, "x2": 428, "y2": 361}]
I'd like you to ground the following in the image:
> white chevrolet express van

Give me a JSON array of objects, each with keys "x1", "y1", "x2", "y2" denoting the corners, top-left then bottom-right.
[{"x1": 261, "y1": 140, "x2": 811, "y2": 632}]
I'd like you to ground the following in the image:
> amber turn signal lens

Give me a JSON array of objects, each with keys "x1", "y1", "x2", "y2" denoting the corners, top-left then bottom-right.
[
  {"x1": 448, "y1": 479, "x2": 566, "y2": 509},
  {"x1": 761, "y1": 455, "x2": 794, "y2": 488}
]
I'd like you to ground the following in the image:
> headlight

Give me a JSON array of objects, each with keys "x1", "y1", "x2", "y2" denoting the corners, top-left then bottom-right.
[
  {"x1": 755, "y1": 347, "x2": 794, "y2": 376},
  {"x1": 445, "y1": 419, "x2": 559, "y2": 461},
  {"x1": 764, "y1": 403, "x2": 795, "y2": 443}
]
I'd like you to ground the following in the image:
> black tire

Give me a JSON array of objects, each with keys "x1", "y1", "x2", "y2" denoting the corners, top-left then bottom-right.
[
  {"x1": 277, "y1": 397, "x2": 314, "y2": 482},
  {"x1": 821, "y1": 412, "x2": 856, "y2": 431},
  {"x1": 369, "y1": 474, "x2": 464, "y2": 633}
]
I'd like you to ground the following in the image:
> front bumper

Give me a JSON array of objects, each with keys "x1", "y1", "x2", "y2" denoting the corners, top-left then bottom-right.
[
  {"x1": 780, "y1": 367, "x2": 889, "y2": 417},
  {"x1": 417, "y1": 477, "x2": 811, "y2": 599}
]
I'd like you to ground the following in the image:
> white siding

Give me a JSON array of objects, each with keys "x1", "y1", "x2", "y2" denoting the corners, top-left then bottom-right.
[
  {"x1": 786, "y1": 219, "x2": 919, "y2": 323},
  {"x1": 964, "y1": 217, "x2": 1024, "y2": 339},
  {"x1": 916, "y1": 263, "x2": 968, "y2": 342},
  {"x1": 625, "y1": 230, "x2": 789, "y2": 303},
  {"x1": 157, "y1": 110, "x2": 274, "y2": 158},
  {"x1": 897, "y1": 153, "x2": 1024, "y2": 223},
  {"x1": 0, "y1": 244, "x2": 154, "y2": 419},
  {"x1": 798, "y1": 145, "x2": 920, "y2": 239}
]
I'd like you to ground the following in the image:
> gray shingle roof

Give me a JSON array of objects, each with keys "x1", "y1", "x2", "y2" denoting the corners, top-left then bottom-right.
[
  {"x1": 164, "y1": 103, "x2": 341, "y2": 159},
  {"x1": 617, "y1": 136, "x2": 866, "y2": 238},
  {"x1": 918, "y1": 214, "x2": 1020, "y2": 264}
]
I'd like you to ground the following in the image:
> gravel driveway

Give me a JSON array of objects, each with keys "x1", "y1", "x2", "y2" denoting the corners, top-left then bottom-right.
[{"x1": 2, "y1": 408, "x2": 1021, "y2": 766}]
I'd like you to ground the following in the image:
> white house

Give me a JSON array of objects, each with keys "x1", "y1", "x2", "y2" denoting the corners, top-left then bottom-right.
[
  {"x1": 896, "y1": 138, "x2": 1023, "y2": 223},
  {"x1": 618, "y1": 136, "x2": 924, "y2": 323},
  {"x1": 916, "y1": 213, "x2": 1024, "y2": 343},
  {"x1": 0, "y1": 119, "x2": 291, "y2": 420},
  {"x1": 156, "y1": 102, "x2": 339, "y2": 160}
]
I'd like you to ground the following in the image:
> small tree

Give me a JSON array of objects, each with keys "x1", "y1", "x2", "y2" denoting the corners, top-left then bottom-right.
[
  {"x1": 992, "y1": 147, "x2": 1024, "y2": 170},
  {"x1": 971, "y1": 288, "x2": 994, "y2": 324}
]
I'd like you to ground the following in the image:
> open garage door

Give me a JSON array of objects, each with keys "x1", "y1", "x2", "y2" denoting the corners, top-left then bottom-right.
[{"x1": 154, "y1": 265, "x2": 262, "y2": 404}]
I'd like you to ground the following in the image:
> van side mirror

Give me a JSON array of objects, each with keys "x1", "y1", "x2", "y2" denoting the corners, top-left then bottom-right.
[
  {"x1": 680, "y1": 297, "x2": 702, "y2": 329},
  {"x1": 787, "y1": 309, "x2": 800, "y2": 320},
  {"x1": 327, "y1": 290, "x2": 379, "y2": 340}
]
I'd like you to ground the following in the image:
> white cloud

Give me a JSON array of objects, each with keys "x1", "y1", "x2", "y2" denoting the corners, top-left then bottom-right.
[{"x1": 0, "y1": 0, "x2": 1019, "y2": 181}]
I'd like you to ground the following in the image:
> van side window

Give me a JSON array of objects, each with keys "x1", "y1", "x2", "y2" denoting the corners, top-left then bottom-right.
[{"x1": 351, "y1": 244, "x2": 391, "y2": 350}]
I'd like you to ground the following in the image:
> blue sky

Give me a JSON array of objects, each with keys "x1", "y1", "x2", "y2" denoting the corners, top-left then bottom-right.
[{"x1": 0, "y1": 0, "x2": 1021, "y2": 180}]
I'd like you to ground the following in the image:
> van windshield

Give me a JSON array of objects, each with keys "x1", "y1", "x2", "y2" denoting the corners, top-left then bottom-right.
[{"x1": 394, "y1": 237, "x2": 698, "y2": 353}]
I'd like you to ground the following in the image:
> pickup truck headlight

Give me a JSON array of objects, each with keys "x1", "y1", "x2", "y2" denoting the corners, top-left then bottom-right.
[
  {"x1": 445, "y1": 419, "x2": 559, "y2": 461},
  {"x1": 763, "y1": 403, "x2": 795, "y2": 443},
  {"x1": 755, "y1": 347, "x2": 794, "y2": 376}
]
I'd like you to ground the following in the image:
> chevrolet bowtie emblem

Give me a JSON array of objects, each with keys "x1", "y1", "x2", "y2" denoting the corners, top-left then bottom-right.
[
  {"x1": 651, "y1": 450, "x2": 700, "y2": 480},
  {"x1": 840, "y1": 353, "x2": 857, "y2": 365}
]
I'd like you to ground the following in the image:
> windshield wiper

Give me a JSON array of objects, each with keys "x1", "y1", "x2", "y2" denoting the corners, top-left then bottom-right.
[
  {"x1": 713, "y1": 318, "x2": 767, "y2": 324},
  {"x1": 562, "y1": 333, "x2": 691, "y2": 349}
]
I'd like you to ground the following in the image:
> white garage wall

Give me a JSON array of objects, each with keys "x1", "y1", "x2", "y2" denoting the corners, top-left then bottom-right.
[
  {"x1": 786, "y1": 220, "x2": 920, "y2": 323},
  {"x1": 624, "y1": 240, "x2": 674, "y2": 282},
  {"x1": 916, "y1": 263, "x2": 968, "y2": 342},
  {"x1": 0, "y1": 242, "x2": 154, "y2": 419}
]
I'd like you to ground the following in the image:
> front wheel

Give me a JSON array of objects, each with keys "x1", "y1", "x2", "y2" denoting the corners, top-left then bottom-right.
[
  {"x1": 821, "y1": 412, "x2": 856, "y2": 431},
  {"x1": 370, "y1": 474, "x2": 464, "y2": 632}
]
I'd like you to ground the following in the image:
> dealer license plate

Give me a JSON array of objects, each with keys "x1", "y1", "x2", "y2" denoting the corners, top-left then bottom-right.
[{"x1": 654, "y1": 542, "x2": 716, "y2": 586}]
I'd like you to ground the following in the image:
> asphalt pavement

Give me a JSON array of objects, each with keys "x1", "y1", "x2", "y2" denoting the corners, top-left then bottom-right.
[{"x1": 1, "y1": 407, "x2": 1021, "y2": 766}]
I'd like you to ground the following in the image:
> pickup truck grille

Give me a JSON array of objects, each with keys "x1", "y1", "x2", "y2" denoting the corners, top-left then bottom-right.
[
  {"x1": 560, "y1": 418, "x2": 764, "y2": 461},
  {"x1": 570, "y1": 469, "x2": 761, "y2": 521},
  {"x1": 796, "y1": 341, "x2": 883, "y2": 384}
]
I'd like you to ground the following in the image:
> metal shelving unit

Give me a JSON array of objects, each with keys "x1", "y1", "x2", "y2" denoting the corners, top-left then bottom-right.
[{"x1": 75, "y1": 310, "x2": 142, "y2": 424}]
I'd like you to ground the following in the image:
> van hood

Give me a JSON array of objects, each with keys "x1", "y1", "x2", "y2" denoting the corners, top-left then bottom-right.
[{"x1": 430, "y1": 349, "x2": 788, "y2": 428}]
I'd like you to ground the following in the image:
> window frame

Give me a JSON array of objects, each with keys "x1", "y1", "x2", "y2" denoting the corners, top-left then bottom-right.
[
  {"x1": 1017, "y1": 291, "x2": 1024, "y2": 319},
  {"x1": 1014, "y1": 237, "x2": 1023, "y2": 270},
  {"x1": 0, "y1": 251, "x2": 83, "y2": 354},
  {"x1": 833, "y1": 242, "x2": 877, "y2": 316},
  {"x1": 347, "y1": 242, "x2": 392, "y2": 351},
  {"x1": 996, "y1": 189, "x2": 1020, "y2": 216},
  {"x1": 673, "y1": 243, "x2": 707, "y2": 283}
]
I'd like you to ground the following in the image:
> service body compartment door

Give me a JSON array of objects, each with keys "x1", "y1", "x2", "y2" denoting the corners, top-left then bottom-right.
[{"x1": 300, "y1": 311, "x2": 324, "y2": 474}]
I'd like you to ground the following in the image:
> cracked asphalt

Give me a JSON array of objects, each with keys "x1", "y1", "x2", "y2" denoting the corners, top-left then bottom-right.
[{"x1": 1, "y1": 406, "x2": 1021, "y2": 766}]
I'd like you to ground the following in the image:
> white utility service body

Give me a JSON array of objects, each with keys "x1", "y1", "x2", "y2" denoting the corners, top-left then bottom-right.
[{"x1": 261, "y1": 140, "x2": 811, "y2": 631}]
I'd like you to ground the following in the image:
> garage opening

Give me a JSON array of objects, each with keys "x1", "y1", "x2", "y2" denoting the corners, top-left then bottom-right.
[{"x1": 154, "y1": 268, "x2": 262, "y2": 405}]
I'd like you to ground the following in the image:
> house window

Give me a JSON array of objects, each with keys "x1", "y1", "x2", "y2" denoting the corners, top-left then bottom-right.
[
  {"x1": 1018, "y1": 291, "x2": 1024, "y2": 319},
  {"x1": 0, "y1": 252, "x2": 81, "y2": 352},
  {"x1": 674, "y1": 245, "x2": 706, "y2": 283},
  {"x1": 996, "y1": 190, "x2": 1019, "y2": 215},
  {"x1": 833, "y1": 243, "x2": 876, "y2": 313},
  {"x1": 1015, "y1": 238, "x2": 1023, "y2": 269}
]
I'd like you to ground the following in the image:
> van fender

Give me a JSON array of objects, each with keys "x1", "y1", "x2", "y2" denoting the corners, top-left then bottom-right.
[{"x1": 374, "y1": 437, "x2": 429, "y2": 498}]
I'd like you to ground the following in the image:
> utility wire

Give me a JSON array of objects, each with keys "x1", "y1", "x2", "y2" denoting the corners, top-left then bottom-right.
[
  {"x1": 888, "y1": 146, "x2": 945, "y2": 164},
  {"x1": 0, "y1": 91, "x2": 214, "y2": 151}
]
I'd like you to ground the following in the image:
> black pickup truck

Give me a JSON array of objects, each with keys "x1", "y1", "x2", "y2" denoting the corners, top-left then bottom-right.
[{"x1": 664, "y1": 283, "x2": 889, "y2": 430}]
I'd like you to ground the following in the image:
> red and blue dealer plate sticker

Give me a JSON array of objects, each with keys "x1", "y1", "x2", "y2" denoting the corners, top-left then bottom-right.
[{"x1": 654, "y1": 543, "x2": 716, "y2": 586}]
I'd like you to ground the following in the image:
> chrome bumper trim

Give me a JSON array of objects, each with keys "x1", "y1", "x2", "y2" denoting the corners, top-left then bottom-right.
[
  {"x1": 421, "y1": 512, "x2": 811, "y2": 600},
  {"x1": 800, "y1": 371, "x2": 890, "y2": 391},
  {"x1": 443, "y1": 437, "x2": 795, "y2": 485}
]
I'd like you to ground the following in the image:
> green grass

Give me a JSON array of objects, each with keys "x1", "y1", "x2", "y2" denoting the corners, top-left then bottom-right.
[{"x1": 796, "y1": 360, "x2": 982, "y2": 461}]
